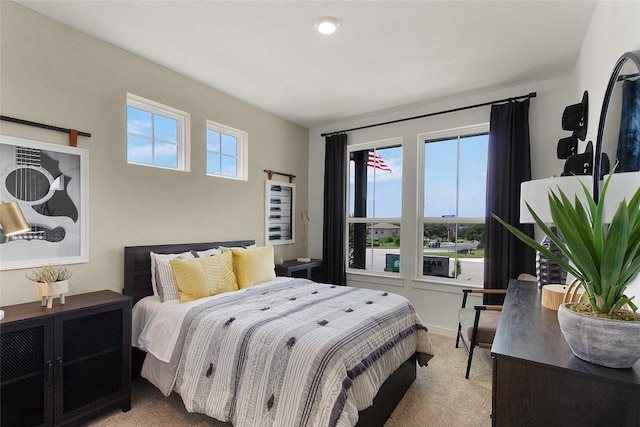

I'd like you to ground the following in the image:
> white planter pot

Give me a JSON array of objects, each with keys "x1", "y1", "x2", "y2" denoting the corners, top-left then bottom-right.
[
  {"x1": 35, "y1": 280, "x2": 69, "y2": 308},
  {"x1": 557, "y1": 303, "x2": 640, "y2": 369}
]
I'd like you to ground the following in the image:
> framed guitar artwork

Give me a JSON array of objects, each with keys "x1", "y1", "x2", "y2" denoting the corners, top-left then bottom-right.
[{"x1": 0, "y1": 135, "x2": 88, "y2": 270}]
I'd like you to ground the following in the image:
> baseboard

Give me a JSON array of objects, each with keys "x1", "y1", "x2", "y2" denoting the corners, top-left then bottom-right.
[{"x1": 425, "y1": 324, "x2": 457, "y2": 338}]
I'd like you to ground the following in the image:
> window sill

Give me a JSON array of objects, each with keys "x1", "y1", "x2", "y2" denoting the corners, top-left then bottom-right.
[
  {"x1": 206, "y1": 173, "x2": 246, "y2": 181},
  {"x1": 412, "y1": 276, "x2": 483, "y2": 294},
  {"x1": 346, "y1": 270, "x2": 405, "y2": 287}
]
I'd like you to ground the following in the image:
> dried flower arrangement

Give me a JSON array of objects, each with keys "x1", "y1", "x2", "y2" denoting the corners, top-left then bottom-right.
[{"x1": 26, "y1": 264, "x2": 73, "y2": 283}]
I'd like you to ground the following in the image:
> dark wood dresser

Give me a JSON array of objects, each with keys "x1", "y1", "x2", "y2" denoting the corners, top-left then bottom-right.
[
  {"x1": 491, "y1": 280, "x2": 640, "y2": 426},
  {"x1": 0, "y1": 290, "x2": 132, "y2": 426}
]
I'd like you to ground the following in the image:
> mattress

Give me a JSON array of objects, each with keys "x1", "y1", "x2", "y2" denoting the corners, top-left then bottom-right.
[{"x1": 132, "y1": 277, "x2": 433, "y2": 427}]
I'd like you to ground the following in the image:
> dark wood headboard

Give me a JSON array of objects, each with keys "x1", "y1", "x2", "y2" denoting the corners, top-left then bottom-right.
[{"x1": 123, "y1": 240, "x2": 255, "y2": 305}]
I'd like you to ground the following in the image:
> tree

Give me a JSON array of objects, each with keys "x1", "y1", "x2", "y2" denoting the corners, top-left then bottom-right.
[
  {"x1": 465, "y1": 224, "x2": 485, "y2": 244},
  {"x1": 423, "y1": 223, "x2": 447, "y2": 241}
]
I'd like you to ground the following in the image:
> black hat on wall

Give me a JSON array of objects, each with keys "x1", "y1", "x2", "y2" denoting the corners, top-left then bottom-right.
[
  {"x1": 557, "y1": 135, "x2": 578, "y2": 159},
  {"x1": 561, "y1": 141, "x2": 593, "y2": 176},
  {"x1": 561, "y1": 90, "x2": 589, "y2": 141}
]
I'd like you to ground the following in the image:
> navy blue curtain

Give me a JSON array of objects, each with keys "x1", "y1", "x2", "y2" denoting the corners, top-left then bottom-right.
[
  {"x1": 483, "y1": 100, "x2": 536, "y2": 304},
  {"x1": 322, "y1": 133, "x2": 347, "y2": 285},
  {"x1": 617, "y1": 79, "x2": 640, "y2": 172}
]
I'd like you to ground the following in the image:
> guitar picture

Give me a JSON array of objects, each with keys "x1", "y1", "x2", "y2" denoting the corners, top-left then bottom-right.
[
  {"x1": 1, "y1": 146, "x2": 79, "y2": 244},
  {"x1": 0, "y1": 135, "x2": 87, "y2": 271}
]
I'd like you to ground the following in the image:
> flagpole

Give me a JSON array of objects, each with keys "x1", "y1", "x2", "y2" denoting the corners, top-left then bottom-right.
[{"x1": 371, "y1": 152, "x2": 376, "y2": 270}]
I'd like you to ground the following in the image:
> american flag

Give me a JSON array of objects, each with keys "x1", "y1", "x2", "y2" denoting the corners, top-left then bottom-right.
[{"x1": 367, "y1": 151, "x2": 392, "y2": 172}]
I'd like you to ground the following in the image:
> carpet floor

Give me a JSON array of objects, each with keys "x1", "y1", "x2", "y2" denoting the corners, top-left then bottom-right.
[{"x1": 89, "y1": 334, "x2": 492, "y2": 426}]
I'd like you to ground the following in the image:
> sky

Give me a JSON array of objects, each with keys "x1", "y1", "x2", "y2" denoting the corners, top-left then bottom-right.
[{"x1": 349, "y1": 135, "x2": 488, "y2": 218}]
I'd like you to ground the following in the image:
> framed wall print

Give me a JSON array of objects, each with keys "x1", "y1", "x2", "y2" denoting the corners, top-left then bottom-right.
[
  {"x1": 0, "y1": 135, "x2": 89, "y2": 270},
  {"x1": 265, "y1": 180, "x2": 295, "y2": 245}
]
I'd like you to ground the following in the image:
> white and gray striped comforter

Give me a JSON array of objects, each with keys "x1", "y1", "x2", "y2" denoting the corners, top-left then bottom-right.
[{"x1": 170, "y1": 279, "x2": 433, "y2": 427}]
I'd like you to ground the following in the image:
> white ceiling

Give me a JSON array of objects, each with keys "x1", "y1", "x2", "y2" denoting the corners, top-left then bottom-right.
[{"x1": 15, "y1": 0, "x2": 597, "y2": 129}]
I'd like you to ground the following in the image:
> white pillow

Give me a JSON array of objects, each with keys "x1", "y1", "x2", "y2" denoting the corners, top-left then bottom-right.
[
  {"x1": 219, "y1": 244, "x2": 257, "y2": 253},
  {"x1": 150, "y1": 251, "x2": 194, "y2": 302},
  {"x1": 191, "y1": 247, "x2": 222, "y2": 258}
]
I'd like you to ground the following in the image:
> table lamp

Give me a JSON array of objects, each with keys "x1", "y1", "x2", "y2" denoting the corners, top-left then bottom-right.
[
  {"x1": 297, "y1": 210, "x2": 311, "y2": 262},
  {"x1": 0, "y1": 201, "x2": 30, "y2": 321}
]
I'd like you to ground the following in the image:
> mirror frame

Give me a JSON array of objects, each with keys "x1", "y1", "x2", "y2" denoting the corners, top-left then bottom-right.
[{"x1": 593, "y1": 50, "x2": 640, "y2": 200}]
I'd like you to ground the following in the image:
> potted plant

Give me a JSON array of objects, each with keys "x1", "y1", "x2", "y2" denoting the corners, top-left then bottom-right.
[
  {"x1": 494, "y1": 171, "x2": 640, "y2": 368},
  {"x1": 26, "y1": 264, "x2": 72, "y2": 308}
]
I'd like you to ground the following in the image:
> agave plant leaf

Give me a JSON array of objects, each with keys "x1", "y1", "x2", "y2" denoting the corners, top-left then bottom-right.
[
  {"x1": 620, "y1": 246, "x2": 640, "y2": 286},
  {"x1": 495, "y1": 168, "x2": 640, "y2": 315},
  {"x1": 626, "y1": 183, "x2": 640, "y2": 225},
  {"x1": 587, "y1": 174, "x2": 607, "y2": 255},
  {"x1": 547, "y1": 191, "x2": 602, "y2": 291},
  {"x1": 601, "y1": 201, "x2": 630, "y2": 302}
]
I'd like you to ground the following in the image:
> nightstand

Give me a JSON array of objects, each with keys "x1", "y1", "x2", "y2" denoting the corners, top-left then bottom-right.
[{"x1": 275, "y1": 258, "x2": 324, "y2": 279}]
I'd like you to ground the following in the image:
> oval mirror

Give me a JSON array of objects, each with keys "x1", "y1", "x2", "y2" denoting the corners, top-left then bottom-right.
[{"x1": 593, "y1": 50, "x2": 640, "y2": 200}]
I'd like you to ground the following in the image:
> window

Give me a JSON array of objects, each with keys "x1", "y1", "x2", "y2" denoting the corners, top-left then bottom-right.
[
  {"x1": 420, "y1": 124, "x2": 489, "y2": 283},
  {"x1": 126, "y1": 94, "x2": 190, "y2": 171},
  {"x1": 347, "y1": 140, "x2": 402, "y2": 274},
  {"x1": 206, "y1": 120, "x2": 248, "y2": 180}
]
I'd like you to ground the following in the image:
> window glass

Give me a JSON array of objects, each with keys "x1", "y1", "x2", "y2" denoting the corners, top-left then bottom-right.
[
  {"x1": 422, "y1": 222, "x2": 485, "y2": 281},
  {"x1": 424, "y1": 139, "x2": 457, "y2": 217},
  {"x1": 127, "y1": 107, "x2": 152, "y2": 137},
  {"x1": 458, "y1": 135, "x2": 489, "y2": 217},
  {"x1": 221, "y1": 155, "x2": 237, "y2": 177},
  {"x1": 206, "y1": 121, "x2": 247, "y2": 180},
  {"x1": 207, "y1": 152, "x2": 221, "y2": 175},
  {"x1": 348, "y1": 141, "x2": 402, "y2": 274},
  {"x1": 154, "y1": 115, "x2": 178, "y2": 142},
  {"x1": 348, "y1": 222, "x2": 401, "y2": 273},
  {"x1": 126, "y1": 94, "x2": 189, "y2": 171},
  {"x1": 422, "y1": 129, "x2": 488, "y2": 283},
  {"x1": 221, "y1": 134, "x2": 237, "y2": 156}
]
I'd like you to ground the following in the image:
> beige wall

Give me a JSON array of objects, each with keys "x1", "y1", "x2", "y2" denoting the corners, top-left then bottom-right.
[
  {"x1": 0, "y1": 2, "x2": 309, "y2": 305},
  {"x1": 307, "y1": 0, "x2": 640, "y2": 336}
]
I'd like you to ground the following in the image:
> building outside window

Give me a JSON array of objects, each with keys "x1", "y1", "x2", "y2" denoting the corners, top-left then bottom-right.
[
  {"x1": 347, "y1": 140, "x2": 402, "y2": 274},
  {"x1": 420, "y1": 124, "x2": 489, "y2": 283},
  {"x1": 126, "y1": 93, "x2": 190, "y2": 171},
  {"x1": 206, "y1": 120, "x2": 248, "y2": 181}
]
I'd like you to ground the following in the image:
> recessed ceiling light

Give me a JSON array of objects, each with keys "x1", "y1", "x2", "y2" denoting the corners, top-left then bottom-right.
[{"x1": 315, "y1": 16, "x2": 340, "y2": 35}]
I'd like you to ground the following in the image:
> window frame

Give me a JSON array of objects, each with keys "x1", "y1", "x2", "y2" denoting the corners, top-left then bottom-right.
[
  {"x1": 346, "y1": 137, "x2": 403, "y2": 277},
  {"x1": 206, "y1": 120, "x2": 248, "y2": 181},
  {"x1": 126, "y1": 93, "x2": 190, "y2": 171},
  {"x1": 417, "y1": 123, "x2": 489, "y2": 284}
]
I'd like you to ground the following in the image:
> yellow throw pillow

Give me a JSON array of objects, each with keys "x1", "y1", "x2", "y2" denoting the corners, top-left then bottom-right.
[
  {"x1": 231, "y1": 245, "x2": 276, "y2": 289},
  {"x1": 170, "y1": 252, "x2": 238, "y2": 302}
]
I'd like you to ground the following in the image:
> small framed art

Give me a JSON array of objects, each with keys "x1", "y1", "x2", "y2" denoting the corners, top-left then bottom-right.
[{"x1": 265, "y1": 180, "x2": 295, "y2": 245}]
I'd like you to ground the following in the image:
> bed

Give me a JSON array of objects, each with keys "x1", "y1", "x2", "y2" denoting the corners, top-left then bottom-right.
[{"x1": 124, "y1": 240, "x2": 433, "y2": 427}]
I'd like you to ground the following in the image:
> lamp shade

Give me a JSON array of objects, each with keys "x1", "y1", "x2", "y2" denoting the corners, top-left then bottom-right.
[
  {"x1": 520, "y1": 175, "x2": 593, "y2": 224},
  {"x1": 601, "y1": 172, "x2": 640, "y2": 223},
  {"x1": 0, "y1": 201, "x2": 30, "y2": 236}
]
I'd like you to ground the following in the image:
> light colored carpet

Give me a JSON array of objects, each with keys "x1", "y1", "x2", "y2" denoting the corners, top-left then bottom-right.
[{"x1": 89, "y1": 334, "x2": 492, "y2": 426}]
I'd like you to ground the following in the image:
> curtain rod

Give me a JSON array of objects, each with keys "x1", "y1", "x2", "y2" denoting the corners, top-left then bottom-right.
[
  {"x1": 321, "y1": 92, "x2": 537, "y2": 138},
  {"x1": 0, "y1": 115, "x2": 92, "y2": 138}
]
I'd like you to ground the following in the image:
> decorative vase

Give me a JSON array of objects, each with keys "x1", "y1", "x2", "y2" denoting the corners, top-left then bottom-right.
[
  {"x1": 557, "y1": 303, "x2": 640, "y2": 368},
  {"x1": 36, "y1": 280, "x2": 69, "y2": 308}
]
